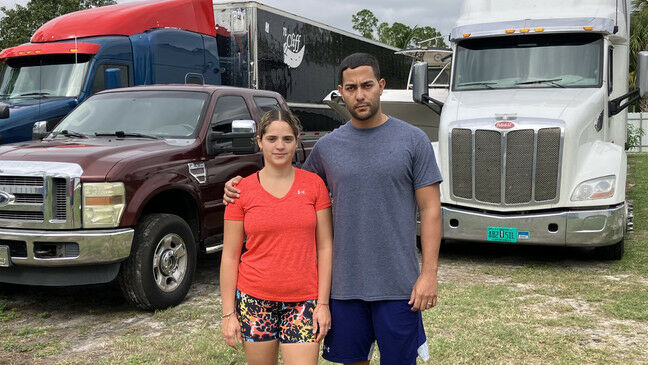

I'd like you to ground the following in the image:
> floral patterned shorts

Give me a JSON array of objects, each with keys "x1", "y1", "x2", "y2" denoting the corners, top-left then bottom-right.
[{"x1": 236, "y1": 290, "x2": 317, "y2": 343}]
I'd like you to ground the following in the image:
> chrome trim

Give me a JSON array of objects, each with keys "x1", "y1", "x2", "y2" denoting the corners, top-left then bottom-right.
[
  {"x1": 188, "y1": 162, "x2": 207, "y2": 184},
  {"x1": 0, "y1": 227, "x2": 133, "y2": 267},
  {"x1": 0, "y1": 161, "x2": 82, "y2": 229},
  {"x1": 205, "y1": 244, "x2": 223, "y2": 254},
  {"x1": 441, "y1": 204, "x2": 625, "y2": 247},
  {"x1": 448, "y1": 118, "x2": 565, "y2": 207}
]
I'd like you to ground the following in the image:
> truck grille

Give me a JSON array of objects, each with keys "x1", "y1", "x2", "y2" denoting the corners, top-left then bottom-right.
[
  {"x1": 0, "y1": 176, "x2": 44, "y2": 186},
  {"x1": 53, "y1": 178, "x2": 67, "y2": 220},
  {"x1": 0, "y1": 175, "x2": 69, "y2": 226},
  {"x1": 0, "y1": 211, "x2": 44, "y2": 220},
  {"x1": 450, "y1": 127, "x2": 562, "y2": 205}
]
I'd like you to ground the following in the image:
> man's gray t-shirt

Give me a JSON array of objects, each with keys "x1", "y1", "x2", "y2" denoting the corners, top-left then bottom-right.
[{"x1": 302, "y1": 117, "x2": 442, "y2": 301}]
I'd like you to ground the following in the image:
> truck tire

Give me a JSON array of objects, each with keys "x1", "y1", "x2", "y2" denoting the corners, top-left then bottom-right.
[
  {"x1": 118, "y1": 214, "x2": 197, "y2": 310},
  {"x1": 596, "y1": 240, "x2": 624, "y2": 261}
]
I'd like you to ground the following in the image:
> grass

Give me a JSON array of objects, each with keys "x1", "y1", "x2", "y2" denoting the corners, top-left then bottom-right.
[{"x1": 1, "y1": 155, "x2": 648, "y2": 364}]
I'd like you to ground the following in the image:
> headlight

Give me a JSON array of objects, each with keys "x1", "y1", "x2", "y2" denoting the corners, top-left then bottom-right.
[
  {"x1": 82, "y1": 182, "x2": 126, "y2": 228},
  {"x1": 571, "y1": 175, "x2": 615, "y2": 201}
]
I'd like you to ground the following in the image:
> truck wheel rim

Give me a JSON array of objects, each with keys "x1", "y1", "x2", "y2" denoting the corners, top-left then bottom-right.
[{"x1": 152, "y1": 233, "x2": 188, "y2": 293}]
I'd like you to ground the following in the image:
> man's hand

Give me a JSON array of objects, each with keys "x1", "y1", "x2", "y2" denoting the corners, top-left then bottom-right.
[
  {"x1": 223, "y1": 175, "x2": 243, "y2": 205},
  {"x1": 408, "y1": 272, "x2": 438, "y2": 311}
]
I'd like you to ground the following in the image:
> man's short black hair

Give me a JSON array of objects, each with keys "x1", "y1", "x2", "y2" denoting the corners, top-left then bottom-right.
[{"x1": 338, "y1": 53, "x2": 381, "y2": 84}]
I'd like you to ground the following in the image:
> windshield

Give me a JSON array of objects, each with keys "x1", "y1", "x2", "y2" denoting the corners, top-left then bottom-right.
[
  {"x1": 52, "y1": 91, "x2": 210, "y2": 139},
  {"x1": 0, "y1": 54, "x2": 91, "y2": 99},
  {"x1": 453, "y1": 33, "x2": 603, "y2": 91}
]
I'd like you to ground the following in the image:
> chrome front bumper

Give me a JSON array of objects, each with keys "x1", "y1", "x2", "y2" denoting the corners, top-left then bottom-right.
[
  {"x1": 0, "y1": 228, "x2": 134, "y2": 267},
  {"x1": 439, "y1": 204, "x2": 625, "y2": 247}
]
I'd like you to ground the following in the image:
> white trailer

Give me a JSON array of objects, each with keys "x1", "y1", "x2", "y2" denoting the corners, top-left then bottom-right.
[{"x1": 413, "y1": 0, "x2": 647, "y2": 259}]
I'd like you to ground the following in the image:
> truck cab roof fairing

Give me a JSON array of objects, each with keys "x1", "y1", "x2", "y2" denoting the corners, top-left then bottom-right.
[
  {"x1": 0, "y1": 42, "x2": 100, "y2": 61},
  {"x1": 452, "y1": 0, "x2": 628, "y2": 41},
  {"x1": 30, "y1": 0, "x2": 216, "y2": 43}
]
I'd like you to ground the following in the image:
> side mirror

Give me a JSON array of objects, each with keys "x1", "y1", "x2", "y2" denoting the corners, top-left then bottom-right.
[
  {"x1": 412, "y1": 62, "x2": 429, "y2": 104},
  {"x1": 208, "y1": 119, "x2": 258, "y2": 155},
  {"x1": 412, "y1": 61, "x2": 444, "y2": 115},
  {"x1": 105, "y1": 68, "x2": 122, "y2": 90},
  {"x1": 32, "y1": 121, "x2": 48, "y2": 140},
  {"x1": 638, "y1": 51, "x2": 648, "y2": 98},
  {"x1": 231, "y1": 119, "x2": 256, "y2": 133},
  {"x1": 229, "y1": 120, "x2": 258, "y2": 154},
  {"x1": 185, "y1": 73, "x2": 204, "y2": 85},
  {"x1": 0, "y1": 103, "x2": 8, "y2": 119}
]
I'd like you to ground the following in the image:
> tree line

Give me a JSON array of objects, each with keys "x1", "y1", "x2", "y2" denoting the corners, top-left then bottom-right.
[{"x1": 0, "y1": 0, "x2": 116, "y2": 51}]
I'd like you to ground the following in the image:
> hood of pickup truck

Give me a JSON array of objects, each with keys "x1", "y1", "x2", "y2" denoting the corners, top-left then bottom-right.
[
  {"x1": 449, "y1": 88, "x2": 601, "y2": 121},
  {"x1": 0, "y1": 138, "x2": 195, "y2": 180}
]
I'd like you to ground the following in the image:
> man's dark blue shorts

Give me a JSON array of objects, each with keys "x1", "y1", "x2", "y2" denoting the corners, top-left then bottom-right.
[{"x1": 322, "y1": 299, "x2": 429, "y2": 364}]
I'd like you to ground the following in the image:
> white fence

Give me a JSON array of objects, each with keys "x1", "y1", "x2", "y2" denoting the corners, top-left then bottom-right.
[{"x1": 627, "y1": 112, "x2": 648, "y2": 152}]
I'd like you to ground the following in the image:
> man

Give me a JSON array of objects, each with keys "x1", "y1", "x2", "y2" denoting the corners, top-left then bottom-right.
[{"x1": 224, "y1": 53, "x2": 442, "y2": 364}]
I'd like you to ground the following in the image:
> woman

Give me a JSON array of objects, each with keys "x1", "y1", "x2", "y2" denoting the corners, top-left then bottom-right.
[{"x1": 220, "y1": 109, "x2": 333, "y2": 365}]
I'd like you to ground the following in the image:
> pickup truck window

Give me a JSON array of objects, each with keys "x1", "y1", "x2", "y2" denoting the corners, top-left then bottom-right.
[
  {"x1": 52, "y1": 90, "x2": 209, "y2": 139},
  {"x1": 92, "y1": 64, "x2": 130, "y2": 94},
  {"x1": 254, "y1": 96, "x2": 281, "y2": 114},
  {"x1": 211, "y1": 95, "x2": 252, "y2": 133},
  {"x1": 453, "y1": 33, "x2": 603, "y2": 91}
]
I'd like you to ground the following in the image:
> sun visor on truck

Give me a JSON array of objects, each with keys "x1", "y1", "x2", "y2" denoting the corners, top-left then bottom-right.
[
  {"x1": 0, "y1": 43, "x2": 100, "y2": 61},
  {"x1": 451, "y1": 17, "x2": 615, "y2": 41}
]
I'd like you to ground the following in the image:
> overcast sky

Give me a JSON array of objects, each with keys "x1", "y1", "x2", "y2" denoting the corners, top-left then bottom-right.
[{"x1": 0, "y1": 0, "x2": 462, "y2": 40}]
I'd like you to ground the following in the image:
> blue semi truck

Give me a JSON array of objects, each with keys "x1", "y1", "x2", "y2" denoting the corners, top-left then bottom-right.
[
  {"x1": 0, "y1": 0, "x2": 222, "y2": 144},
  {"x1": 0, "y1": 0, "x2": 411, "y2": 144}
]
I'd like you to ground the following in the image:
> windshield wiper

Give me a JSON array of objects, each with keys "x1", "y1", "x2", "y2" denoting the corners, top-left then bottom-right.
[
  {"x1": 456, "y1": 81, "x2": 496, "y2": 89},
  {"x1": 95, "y1": 131, "x2": 163, "y2": 140},
  {"x1": 15, "y1": 92, "x2": 51, "y2": 97},
  {"x1": 51, "y1": 129, "x2": 89, "y2": 139},
  {"x1": 515, "y1": 78, "x2": 564, "y2": 88}
]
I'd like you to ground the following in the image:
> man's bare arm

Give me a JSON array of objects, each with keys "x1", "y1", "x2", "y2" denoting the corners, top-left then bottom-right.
[{"x1": 408, "y1": 183, "x2": 441, "y2": 311}]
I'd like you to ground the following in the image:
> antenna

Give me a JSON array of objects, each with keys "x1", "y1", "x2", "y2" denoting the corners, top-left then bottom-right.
[{"x1": 74, "y1": 34, "x2": 78, "y2": 64}]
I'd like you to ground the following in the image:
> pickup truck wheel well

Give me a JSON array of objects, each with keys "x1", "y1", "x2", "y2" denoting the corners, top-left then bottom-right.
[{"x1": 140, "y1": 190, "x2": 199, "y2": 244}]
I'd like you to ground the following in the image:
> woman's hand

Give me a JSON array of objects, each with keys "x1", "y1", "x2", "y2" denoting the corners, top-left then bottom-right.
[
  {"x1": 222, "y1": 315, "x2": 243, "y2": 350},
  {"x1": 312, "y1": 303, "x2": 331, "y2": 343}
]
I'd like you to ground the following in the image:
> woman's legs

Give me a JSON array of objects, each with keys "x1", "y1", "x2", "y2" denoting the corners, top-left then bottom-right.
[
  {"x1": 280, "y1": 342, "x2": 320, "y2": 365},
  {"x1": 243, "y1": 340, "x2": 280, "y2": 365}
]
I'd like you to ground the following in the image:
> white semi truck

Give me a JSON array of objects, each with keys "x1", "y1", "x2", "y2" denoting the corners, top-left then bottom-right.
[{"x1": 412, "y1": 0, "x2": 648, "y2": 259}]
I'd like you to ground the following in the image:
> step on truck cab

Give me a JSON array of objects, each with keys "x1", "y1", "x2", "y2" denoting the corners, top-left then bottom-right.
[
  {"x1": 0, "y1": 84, "x2": 311, "y2": 309},
  {"x1": 0, "y1": 0, "x2": 222, "y2": 144},
  {"x1": 412, "y1": 0, "x2": 647, "y2": 259}
]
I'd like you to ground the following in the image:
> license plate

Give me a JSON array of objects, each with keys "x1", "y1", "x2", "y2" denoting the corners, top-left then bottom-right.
[
  {"x1": 0, "y1": 245, "x2": 10, "y2": 267},
  {"x1": 487, "y1": 226, "x2": 518, "y2": 243}
]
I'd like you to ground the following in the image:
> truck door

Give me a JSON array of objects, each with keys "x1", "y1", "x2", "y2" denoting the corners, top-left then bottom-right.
[{"x1": 201, "y1": 94, "x2": 263, "y2": 244}]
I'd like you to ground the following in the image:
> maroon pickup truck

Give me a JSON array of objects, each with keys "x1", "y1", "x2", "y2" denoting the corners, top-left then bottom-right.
[{"x1": 0, "y1": 84, "x2": 316, "y2": 309}]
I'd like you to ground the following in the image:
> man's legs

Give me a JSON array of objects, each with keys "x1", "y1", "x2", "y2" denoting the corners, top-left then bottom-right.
[
  {"x1": 322, "y1": 300, "x2": 376, "y2": 363},
  {"x1": 372, "y1": 301, "x2": 428, "y2": 365}
]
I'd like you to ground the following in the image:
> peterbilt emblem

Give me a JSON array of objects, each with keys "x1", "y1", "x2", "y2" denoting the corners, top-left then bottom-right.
[
  {"x1": 495, "y1": 121, "x2": 515, "y2": 129},
  {"x1": 0, "y1": 191, "x2": 16, "y2": 207}
]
